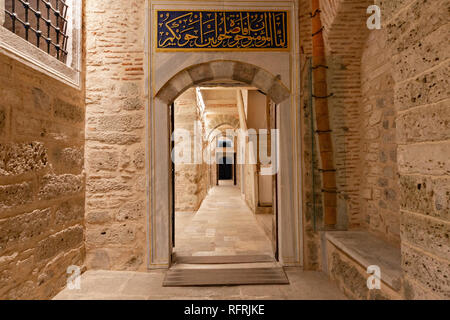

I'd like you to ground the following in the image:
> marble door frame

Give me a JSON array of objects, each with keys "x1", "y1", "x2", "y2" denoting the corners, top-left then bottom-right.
[{"x1": 145, "y1": 0, "x2": 303, "y2": 269}]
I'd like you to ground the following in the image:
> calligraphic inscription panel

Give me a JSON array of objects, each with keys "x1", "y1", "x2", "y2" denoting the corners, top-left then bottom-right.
[{"x1": 156, "y1": 10, "x2": 289, "y2": 51}]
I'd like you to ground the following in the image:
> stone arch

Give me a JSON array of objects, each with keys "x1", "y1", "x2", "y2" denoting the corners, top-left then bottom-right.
[
  {"x1": 207, "y1": 115, "x2": 239, "y2": 133},
  {"x1": 155, "y1": 60, "x2": 290, "y2": 105},
  {"x1": 320, "y1": 0, "x2": 373, "y2": 54},
  {"x1": 206, "y1": 123, "x2": 239, "y2": 142}
]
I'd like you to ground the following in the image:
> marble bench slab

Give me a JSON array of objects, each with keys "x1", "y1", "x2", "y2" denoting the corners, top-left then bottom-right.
[{"x1": 326, "y1": 231, "x2": 402, "y2": 291}]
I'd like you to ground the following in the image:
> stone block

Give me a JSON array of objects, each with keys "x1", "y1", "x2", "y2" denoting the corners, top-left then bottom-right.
[
  {"x1": 382, "y1": 166, "x2": 395, "y2": 179},
  {"x1": 386, "y1": 0, "x2": 448, "y2": 54},
  {"x1": 433, "y1": 178, "x2": 450, "y2": 219},
  {"x1": 86, "y1": 211, "x2": 113, "y2": 225},
  {"x1": 251, "y1": 68, "x2": 275, "y2": 94},
  {"x1": 116, "y1": 201, "x2": 145, "y2": 221},
  {"x1": 4, "y1": 280, "x2": 37, "y2": 300},
  {"x1": 0, "y1": 105, "x2": 8, "y2": 136},
  {"x1": 122, "y1": 96, "x2": 144, "y2": 111},
  {"x1": 38, "y1": 174, "x2": 83, "y2": 200},
  {"x1": 398, "y1": 142, "x2": 450, "y2": 176},
  {"x1": 85, "y1": 223, "x2": 138, "y2": 246},
  {"x1": 329, "y1": 251, "x2": 369, "y2": 299},
  {"x1": 383, "y1": 188, "x2": 397, "y2": 202},
  {"x1": 401, "y1": 243, "x2": 450, "y2": 298},
  {"x1": 392, "y1": 24, "x2": 449, "y2": 82},
  {"x1": 53, "y1": 98, "x2": 84, "y2": 123},
  {"x1": 400, "y1": 175, "x2": 432, "y2": 213},
  {"x1": 394, "y1": 62, "x2": 449, "y2": 111},
  {"x1": 209, "y1": 61, "x2": 235, "y2": 80},
  {"x1": 187, "y1": 63, "x2": 214, "y2": 84},
  {"x1": 55, "y1": 199, "x2": 84, "y2": 227},
  {"x1": 87, "y1": 151, "x2": 119, "y2": 172},
  {"x1": 232, "y1": 63, "x2": 257, "y2": 84},
  {"x1": 87, "y1": 247, "x2": 144, "y2": 271},
  {"x1": 36, "y1": 226, "x2": 84, "y2": 262},
  {"x1": 133, "y1": 148, "x2": 145, "y2": 170},
  {"x1": 156, "y1": 83, "x2": 178, "y2": 104},
  {"x1": 377, "y1": 0, "x2": 416, "y2": 23},
  {"x1": 401, "y1": 211, "x2": 450, "y2": 260},
  {"x1": 168, "y1": 70, "x2": 193, "y2": 93},
  {"x1": 119, "y1": 82, "x2": 141, "y2": 97},
  {"x1": 86, "y1": 178, "x2": 132, "y2": 194},
  {"x1": 14, "y1": 112, "x2": 84, "y2": 142},
  {"x1": 31, "y1": 87, "x2": 51, "y2": 114},
  {"x1": 85, "y1": 132, "x2": 140, "y2": 145},
  {"x1": 117, "y1": 81, "x2": 145, "y2": 111},
  {"x1": 0, "y1": 142, "x2": 48, "y2": 176},
  {"x1": 268, "y1": 81, "x2": 290, "y2": 104},
  {"x1": 399, "y1": 175, "x2": 449, "y2": 221},
  {"x1": 38, "y1": 245, "x2": 85, "y2": 297},
  {"x1": 402, "y1": 276, "x2": 441, "y2": 300},
  {"x1": 95, "y1": 114, "x2": 144, "y2": 133},
  {"x1": 397, "y1": 101, "x2": 450, "y2": 143},
  {"x1": 0, "y1": 208, "x2": 51, "y2": 254},
  {"x1": 86, "y1": 249, "x2": 111, "y2": 269},
  {"x1": 0, "y1": 182, "x2": 34, "y2": 211},
  {"x1": 51, "y1": 146, "x2": 84, "y2": 174},
  {"x1": 361, "y1": 188, "x2": 372, "y2": 200},
  {"x1": 365, "y1": 127, "x2": 379, "y2": 140}
]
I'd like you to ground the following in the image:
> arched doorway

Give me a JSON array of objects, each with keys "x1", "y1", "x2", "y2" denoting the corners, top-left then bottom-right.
[{"x1": 148, "y1": 58, "x2": 302, "y2": 268}]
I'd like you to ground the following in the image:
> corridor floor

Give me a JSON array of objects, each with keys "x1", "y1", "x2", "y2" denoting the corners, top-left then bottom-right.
[
  {"x1": 54, "y1": 184, "x2": 346, "y2": 300},
  {"x1": 174, "y1": 184, "x2": 274, "y2": 257},
  {"x1": 54, "y1": 268, "x2": 347, "y2": 300}
]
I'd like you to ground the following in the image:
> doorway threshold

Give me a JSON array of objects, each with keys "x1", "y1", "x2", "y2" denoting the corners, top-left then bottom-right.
[
  {"x1": 174, "y1": 254, "x2": 274, "y2": 264},
  {"x1": 163, "y1": 263, "x2": 289, "y2": 286}
]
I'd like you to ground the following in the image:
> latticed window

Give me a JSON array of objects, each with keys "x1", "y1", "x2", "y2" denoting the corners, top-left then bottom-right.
[{"x1": 3, "y1": 0, "x2": 69, "y2": 62}]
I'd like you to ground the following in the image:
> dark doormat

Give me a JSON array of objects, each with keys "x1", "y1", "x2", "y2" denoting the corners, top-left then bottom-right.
[{"x1": 163, "y1": 267, "x2": 289, "y2": 286}]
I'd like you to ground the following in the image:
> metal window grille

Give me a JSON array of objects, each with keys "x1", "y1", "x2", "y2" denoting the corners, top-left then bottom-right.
[{"x1": 3, "y1": 0, "x2": 69, "y2": 62}]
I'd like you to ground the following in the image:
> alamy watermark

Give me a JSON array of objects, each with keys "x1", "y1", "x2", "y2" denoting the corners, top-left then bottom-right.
[
  {"x1": 367, "y1": 5, "x2": 382, "y2": 30},
  {"x1": 171, "y1": 126, "x2": 280, "y2": 175},
  {"x1": 367, "y1": 265, "x2": 381, "y2": 290},
  {"x1": 67, "y1": 265, "x2": 81, "y2": 290}
]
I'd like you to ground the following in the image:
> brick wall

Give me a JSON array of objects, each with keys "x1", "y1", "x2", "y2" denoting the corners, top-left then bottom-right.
[
  {"x1": 321, "y1": 0, "x2": 373, "y2": 228},
  {"x1": 380, "y1": 0, "x2": 450, "y2": 299},
  {"x1": 84, "y1": 0, "x2": 147, "y2": 271},
  {"x1": 0, "y1": 54, "x2": 85, "y2": 299},
  {"x1": 360, "y1": 29, "x2": 400, "y2": 244},
  {"x1": 300, "y1": 0, "x2": 374, "y2": 270}
]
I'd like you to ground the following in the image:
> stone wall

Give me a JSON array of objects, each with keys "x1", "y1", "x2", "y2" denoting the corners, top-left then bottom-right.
[
  {"x1": 0, "y1": 54, "x2": 85, "y2": 299},
  {"x1": 380, "y1": 0, "x2": 450, "y2": 299},
  {"x1": 360, "y1": 29, "x2": 400, "y2": 244},
  {"x1": 174, "y1": 89, "x2": 207, "y2": 212},
  {"x1": 300, "y1": 2, "x2": 449, "y2": 300},
  {"x1": 84, "y1": 0, "x2": 147, "y2": 271}
]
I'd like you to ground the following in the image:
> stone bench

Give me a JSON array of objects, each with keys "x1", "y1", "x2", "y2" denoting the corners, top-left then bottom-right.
[{"x1": 324, "y1": 231, "x2": 402, "y2": 299}]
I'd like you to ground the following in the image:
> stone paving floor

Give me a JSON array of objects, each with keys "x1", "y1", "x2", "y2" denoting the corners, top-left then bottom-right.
[
  {"x1": 54, "y1": 269, "x2": 347, "y2": 300},
  {"x1": 54, "y1": 184, "x2": 347, "y2": 300},
  {"x1": 174, "y1": 184, "x2": 274, "y2": 257}
]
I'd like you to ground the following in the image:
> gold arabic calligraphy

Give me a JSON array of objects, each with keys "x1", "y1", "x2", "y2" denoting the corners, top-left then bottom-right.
[{"x1": 157, "y1": 11, "x2": 288, "y2": 50}]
